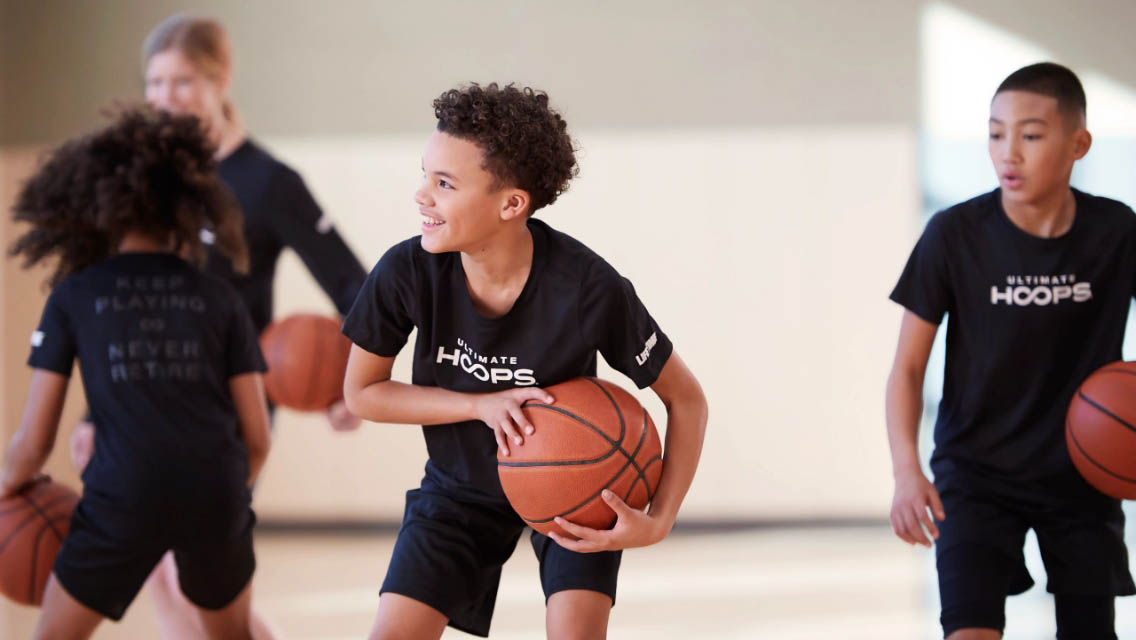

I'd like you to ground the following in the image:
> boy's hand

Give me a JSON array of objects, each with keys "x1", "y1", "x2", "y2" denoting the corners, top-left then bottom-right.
[
  {"x1": 70, "y1": 421, "x2": 95, "y2": 472},
  {"x1": 549, "y1": 490, "x2": 670, "y2": 552},
  {"x1": 326, "y1": 399, "x2": 362, "y2": 432},
  {"x1": 0, "y1": 471, "x2": 49, "y2": 500},
  {"x1": 476, "y1": 387, "x2": 554, "y2": 456},
  {"x1": 891, "y1": 467, "x2": 946, "y2": 548}
]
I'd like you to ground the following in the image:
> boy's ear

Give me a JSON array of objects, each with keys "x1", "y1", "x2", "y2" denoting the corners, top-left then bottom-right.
[
  {"x1": 1072, "y1": 128, "x2": 1092, "y2": 160},
  {"x1": 500, "y1": 189, "x2": 531, "y2": 221}
]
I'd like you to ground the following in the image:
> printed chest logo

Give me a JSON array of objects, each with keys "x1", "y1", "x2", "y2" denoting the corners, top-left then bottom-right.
[
  {"x1": 436, "y1": 338, "x2": 536, "y2": 386},
  {"x1": 990, "y1": 274, "x2": 1092, "y2": 306}
]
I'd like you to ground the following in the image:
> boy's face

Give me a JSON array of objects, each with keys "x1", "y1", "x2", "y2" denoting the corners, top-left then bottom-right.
[
  {"x1": 415, "y1": 130, "x2": 519, "y2": 254},
  {"x1": 988, "y1": 90, "x2": 1091, "y2": 206}
]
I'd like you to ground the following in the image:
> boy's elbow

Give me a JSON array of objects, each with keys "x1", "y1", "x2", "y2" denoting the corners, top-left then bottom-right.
[{"x1": 343, "y1": 385, "x2": 365, "y2": 418}]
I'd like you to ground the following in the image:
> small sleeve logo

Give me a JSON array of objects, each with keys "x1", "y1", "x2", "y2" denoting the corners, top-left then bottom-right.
[
  {"x1": 635, "y1": 332, "x2": 658, "y2": 366},
  {"x1": 30, "y1": 330, "x2": 44, "y2": 348}
]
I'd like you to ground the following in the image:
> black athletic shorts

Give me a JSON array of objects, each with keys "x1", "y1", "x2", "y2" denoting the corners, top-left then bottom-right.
[
  {"x1": 934, "y1": 475, "x2": 1133, "y2": 635},
  {"x1": 53, "y1": 490, "x2": 256, "y2": 621},
  {"x1": 380, "y1": 470, "x2": 621, "y2": 637}
]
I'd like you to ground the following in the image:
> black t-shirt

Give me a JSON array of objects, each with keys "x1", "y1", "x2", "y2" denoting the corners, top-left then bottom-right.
[
  {"x1": 890, "y1": 188, "x2": 1136, "y2": 497},
  {"x1": 343, "y1": 218, "x2": 673, "y2": 500},
  {"x1": 28, "y1": 253, "x2": 267, "y2": 508},
  {"x1": 210, "y1": 139, "x2": 367, "y2": 332}
]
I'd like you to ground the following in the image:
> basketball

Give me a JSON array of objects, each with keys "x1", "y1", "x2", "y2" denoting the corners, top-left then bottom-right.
[
  {"x1": 497, "y1": 377, "x2": 663, "y2": 538},
  {"x1": 1066, "y1": 361, "x2": 1136, "y2": 499},
  {"x1": 260, "y1": 313, "x2": 352, "y2": 411},
  {"x1": 0, "y1": 478, "x2": 79, "y2": 606}
]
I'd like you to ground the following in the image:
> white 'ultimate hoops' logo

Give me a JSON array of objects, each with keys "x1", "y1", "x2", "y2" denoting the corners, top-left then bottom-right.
[
  {"x1": 436, "y1": 338, "x2": 537, "y2": 386},
  {"x1": 990, "y1": 274, "x2": 1092, "y2": 306}
]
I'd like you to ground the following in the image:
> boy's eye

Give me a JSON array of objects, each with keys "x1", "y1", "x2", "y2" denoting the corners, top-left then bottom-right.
[
  {"x1": 1024, "y1": 134, "x2": 1042, "y2": 141},
  {"x1": 439, "y1": 180, "x2": 452, "y2": 189},
  {"x1": 989, "y1": 133, "x2": 1002, "y2": 140}
]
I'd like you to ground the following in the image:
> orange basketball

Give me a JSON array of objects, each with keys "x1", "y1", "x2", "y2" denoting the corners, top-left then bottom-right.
[
  {"x1": 1066, "y1": 360, "x2": 1136, "y2": 499},
  {"x1": 0, "y1": 478, "x2": 79, "y2": 606},
  {"x1": 259, "y1": 313, "x2": 351, "y2": 411},
  {"x1": 497, "y1": 377, "x2": 663, "y2": 538}
]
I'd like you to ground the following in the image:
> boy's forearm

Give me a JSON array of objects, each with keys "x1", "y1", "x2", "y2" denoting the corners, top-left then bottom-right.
[
  {"x1": 1, "y1": 433, "x2": 51, "y2": 491},
  {"x1": 886, "y1": 367, "x2": 924, "y2": 476},
  {"x1": 346, "y1": 379, "x2": 477, "y2": 426},
  {"x1": 646, "y1": 396, "x2": 708, "y2": 527}
]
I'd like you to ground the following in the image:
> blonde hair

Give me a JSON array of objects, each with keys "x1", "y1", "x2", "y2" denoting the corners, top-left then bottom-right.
[{"x1": 142, "y1": 14, "x2": 238, "y2": 123}]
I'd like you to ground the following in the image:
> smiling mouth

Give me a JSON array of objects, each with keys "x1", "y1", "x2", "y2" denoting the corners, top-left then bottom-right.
[{"x1": 421, "y1": 215, "x2": 446, "y2": 228}]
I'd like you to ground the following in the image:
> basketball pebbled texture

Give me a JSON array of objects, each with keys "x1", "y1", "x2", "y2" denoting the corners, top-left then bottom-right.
[
  {"x1": 1066, "y1": 360, "x2": 1136, "y2": 500},
  {"x1": 498, "y1": 377, "x2": 663, "y2": 539},
  {"x1": 260, "y1": 313, "x2": 352, "y2": 411},
  {"x1": 0, "y1": 479, "x2": 79, "y2": 606}
]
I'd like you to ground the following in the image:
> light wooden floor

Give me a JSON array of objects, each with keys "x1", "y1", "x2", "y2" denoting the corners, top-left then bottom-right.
[{"x1": 4, "y1": 525, "x2": 1136, "y2": 639}]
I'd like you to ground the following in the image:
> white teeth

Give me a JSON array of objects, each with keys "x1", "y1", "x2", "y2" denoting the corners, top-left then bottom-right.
[{"x1": 422, "y1": 216, "x2": 444, "y2": 226}]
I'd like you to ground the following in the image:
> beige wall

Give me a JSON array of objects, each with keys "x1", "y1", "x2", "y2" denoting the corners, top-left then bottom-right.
[{"x1": 253, "y1": 125, "x2": 918, "y2": 521}]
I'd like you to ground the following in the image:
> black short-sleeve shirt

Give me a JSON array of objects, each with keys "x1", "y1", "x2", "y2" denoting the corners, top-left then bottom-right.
[
  {"x1": 343, "y1": 219, "x2": 673, "y2": 499},
  {"x1": 209, "y1": 139, "x2": 367, "y2": 332},
  {"x1": 28, "y1": 253, "x2": 266, "y2": 507},
  {"x1": 890, "y1": 188, "x2": 1136, "y2": 496}
]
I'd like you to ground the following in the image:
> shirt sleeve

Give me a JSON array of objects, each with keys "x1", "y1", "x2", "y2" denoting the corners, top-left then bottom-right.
[
  {"x1": 341, "y1": 242, "x2": 416, "y2": 357},
  {"x1": 27, "y1": 286, "x2": 77, "y2": 375},
  {"x1": 579, "y1": 260, "x2": 673, "y2": 389},
  {"x1": 226, "y1": 289, "x2": 268, "y2": 377},
  {"x1": 889, "y1": 212, "x2": 954, "y2": 324},
  {"x1": 270, "y1": 166, "x2": 368, "y2": 316}
]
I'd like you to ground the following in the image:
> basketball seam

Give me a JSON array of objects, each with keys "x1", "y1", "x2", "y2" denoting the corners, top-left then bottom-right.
[
  {"x1": 1078, "y1": 390, "x2": 1136, "y2": 435},
  {"x1": 28, "y1": 519, "x2": 49, "y2": 603},
  {"x1": 1068, "y1": 419, "x2": 1136, "y2": 484},
  {"x1": 0, "y1": 512, "x2": 40, "y2": 555},
  {"x1": 22, "y1": 494, "x2": 71, "y2": 542},
  {"x1": 500, "y1": 379, "x2": 627, "y2": 467},
  {"x1": 499, "y1": 405, "x2": 622, "y2": 467},
  {"x1": 638, "y1": 455, "x2": 663, "y2": 502},
  {"x1": 522, "y1": 386, "x2": 652, "y2": 524}
]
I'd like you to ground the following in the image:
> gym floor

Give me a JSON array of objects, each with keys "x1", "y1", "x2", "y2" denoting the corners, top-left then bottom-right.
[{"x1": 5, "y1": 525, "x2": 1136, "y2": 639}]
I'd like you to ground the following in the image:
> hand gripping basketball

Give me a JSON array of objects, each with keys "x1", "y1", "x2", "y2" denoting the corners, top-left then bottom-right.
[{"x1": 497, "y1": 377, "x2": 663, "y2": 543}]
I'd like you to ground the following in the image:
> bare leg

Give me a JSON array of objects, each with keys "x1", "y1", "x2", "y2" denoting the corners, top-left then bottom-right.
[
  {"x1": 546, "y1": 589, "x2": 611, "y2": 640},
  {"x1": 33, "y1": 573, "x2": 104, "y2": 640},
  {"x1": 946, "y1": 630, "x2": 1002, "y2": 640},
  {"x1": 367, "y1": 592, "x2": 448, "y2": 640},
  {"x1": 194, "y1": 579, "x2": 254, "y2": 640}
]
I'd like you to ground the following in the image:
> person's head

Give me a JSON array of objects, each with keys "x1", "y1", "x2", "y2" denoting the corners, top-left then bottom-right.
[
  {"x1": 989, "y1": 62, "x2": 1091, "y2": 205},
  {"x1": 142, "y1": 14, "x2": 235, "y2": 139},
  {"x1": 10, "y1": 107, "x2": 248, "y2": 287},
  {"x1": 415, "y1": 83, "x2": 577, "y2": 254}
]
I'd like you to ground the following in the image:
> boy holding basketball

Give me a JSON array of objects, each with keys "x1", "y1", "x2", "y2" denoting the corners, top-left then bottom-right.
[
  {"x1": 887, "y1": 62, "x2": 1136, "y2": 639},
  {"x1": 0, "y1": 108, "x2": 271, "y2": 639},
  {"x1": 342, "y1": 83, "x2": 708, "y2": 639}
]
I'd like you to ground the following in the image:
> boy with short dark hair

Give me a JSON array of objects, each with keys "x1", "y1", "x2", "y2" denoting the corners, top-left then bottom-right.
[
  {"x1": 342, "y1": 83, "x2": 708, "y2": 639},
  {"x1": 886, "y1": 61, "x2": 1136, "y2": 639}
]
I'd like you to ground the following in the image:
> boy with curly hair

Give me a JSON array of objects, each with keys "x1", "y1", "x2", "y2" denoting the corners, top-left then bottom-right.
[
  {"x1": 342, "y1": 83, "x2": 708, "y2": 639},
  {"x1": 0, "y1": 107, "x2": 271, "y2": 639}
]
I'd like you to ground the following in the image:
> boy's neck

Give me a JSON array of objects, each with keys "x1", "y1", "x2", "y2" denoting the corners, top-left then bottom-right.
[
  {"x1": 460, "y1": 223, "x2": 534, "y2": 317},
  {"x1": 117, "y1": 231, "x2": 173, "y2": 254},
  {"x1": 1001, "y1": 186, "x2": 1076, "y2": 239}
]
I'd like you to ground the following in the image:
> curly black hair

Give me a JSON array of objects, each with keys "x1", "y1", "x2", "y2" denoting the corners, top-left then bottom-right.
[
  {"x1": 433, "y1": 83, "x2": 578, "y2": 213},
  {"x1": 10, "y1": 106, "x2": 247, "y2": 288}
]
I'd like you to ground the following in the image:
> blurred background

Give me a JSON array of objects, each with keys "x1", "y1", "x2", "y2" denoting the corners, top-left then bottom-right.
[{"x1": 1, "y1": 0, "x2": 1134, "y2": 637}]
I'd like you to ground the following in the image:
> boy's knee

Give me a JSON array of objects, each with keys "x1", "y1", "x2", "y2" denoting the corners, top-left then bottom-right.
[{"x1": 946, "y1": 629, "x2": 1001, "y2": 640}]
